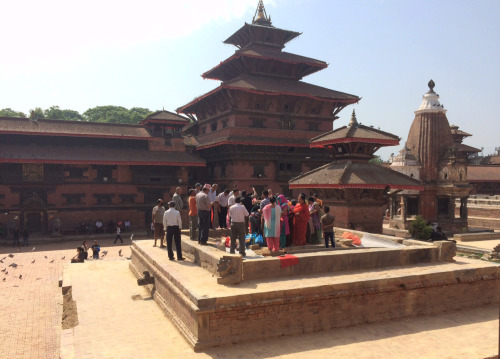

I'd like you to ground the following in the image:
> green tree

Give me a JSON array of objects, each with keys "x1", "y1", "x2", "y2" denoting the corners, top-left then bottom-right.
[
  {"x1": 44, "y1": 106, "x2": 83, "y2": 121},
  {"x1": 408, "y1": 215, "x2": 432, "y2": 240},
  {"x1": 29, "y1": 107, "x2": 45, "y2": 120},
  {"x1": 369, "y1": 156, "x2": 384, "y2": 164},
  {"x1": 83, "y1": 105, "x2": 151, "y2": 124},
  {"x1": 0, "y1": 108, "x2": 27, "y2": 118}
]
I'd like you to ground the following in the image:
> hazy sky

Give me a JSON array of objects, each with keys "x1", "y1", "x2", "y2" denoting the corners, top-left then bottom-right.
[{"x1": 1, "y1": 0, "x2": 499, "y2": 160}]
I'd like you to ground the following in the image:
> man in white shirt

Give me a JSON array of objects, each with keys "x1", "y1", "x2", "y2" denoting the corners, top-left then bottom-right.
[
  {"x1": 196, "y1": 184, "x2": 212, "y2": 245},
  {"x1": 228, "y1": 188, "x2": 240, "y2": 208},
  {"x1": 217, "y1": 189, "x2": 230, "y2": 228},
  {"x1": 208, "y1": 184, "x2": 219, "y2": 229},
  {"x1": 163, "y1": 201, "x2": 185, "y2": 261},
  {"x1": 228, "y1": 196, "x2": 249, "y2": 256}
]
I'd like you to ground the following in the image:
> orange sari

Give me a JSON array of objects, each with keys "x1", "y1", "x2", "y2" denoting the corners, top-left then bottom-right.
[{"x1": 292, "y1": 202, "x2": 309, "y2": 246}]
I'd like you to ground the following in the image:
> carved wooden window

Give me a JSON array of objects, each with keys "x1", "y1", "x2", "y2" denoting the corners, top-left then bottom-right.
[
  {"x1": 94, "y1": 194, "x2": 113, "y2": 205},
  {"x1": 120, "y1": 194, "x2": 136, "y2": 204},
  {"x1": 308, "y1": 122, "x2": 319, "y2": 131},
  {"x1": 67, "y1": 168, "x2": 85, "y2": 178},
  {"x1": 22, "y1": 164, "x2": 43, "y2": 182},
  {"x1": 210, "y1": 122, "x2": 217, "y2": 132},
  {"x1": 437, "y1": 197, "x2": 449, "y2": 215},
  {"x1": 252, "y1": 164, "x2": 266, "y2": 178}
]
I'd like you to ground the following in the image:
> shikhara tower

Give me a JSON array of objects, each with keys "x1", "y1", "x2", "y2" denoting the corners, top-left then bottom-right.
[
  {"x1": 179, "y1": 1, "x2": 359, "y2": 194},
  {"x1": 390, "y1": 80, "x2": 479, "y2": 232}
]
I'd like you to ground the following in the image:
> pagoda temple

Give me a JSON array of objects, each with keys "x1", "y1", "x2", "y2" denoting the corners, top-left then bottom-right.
[
  {"x1": 290, "y1": 110, "x2": 422, "y2": 233},
  {"x1": 389, "y1": 80, "x2": 480, "y2": 232},
  {"x1": 178, "y1": 1, "x2": 359, "y2": 195}
]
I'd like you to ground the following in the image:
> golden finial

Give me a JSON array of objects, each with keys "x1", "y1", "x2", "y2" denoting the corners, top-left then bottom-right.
[
  {"x1": 349, "y1": 109, "x2": 358, "y2": 127},
  {"x1": 252, "y1": 0, "x2": 272, "y2": 26}
]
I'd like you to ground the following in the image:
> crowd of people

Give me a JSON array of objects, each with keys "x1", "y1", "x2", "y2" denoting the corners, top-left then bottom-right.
[{"x1": 180, "y1": 183, "x2": 336, "y2": 256}]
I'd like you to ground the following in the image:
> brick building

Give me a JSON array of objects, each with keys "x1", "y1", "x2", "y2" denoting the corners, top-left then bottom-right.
[
  {"x1": 0, "y1": 111, "x2": 204, "y2": 235},
  {"x1": 178, "y1": 1, "x2": 359, "y2": 196}
]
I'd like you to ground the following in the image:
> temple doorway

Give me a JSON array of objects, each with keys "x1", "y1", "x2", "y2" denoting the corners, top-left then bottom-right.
[{"x1": 25, "y1": 212, "x2": 43, "y2": 233}]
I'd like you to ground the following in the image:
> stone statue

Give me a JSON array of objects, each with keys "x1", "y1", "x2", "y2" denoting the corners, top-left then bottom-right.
[{"x1": 216, "y1": 255, "x2": 242, "y2": 284}]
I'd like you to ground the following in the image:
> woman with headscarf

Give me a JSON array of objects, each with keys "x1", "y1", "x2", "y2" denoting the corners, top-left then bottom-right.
[
  {"x1": 293, "y1": 193, "x2": 309, "y2": 246},
  {"x1": 307, "y1": 196, "x2": 322, "y2": 244},
  {"x1": 262, "y1": 196, "x2": 282, "y2": 253},
  {"x1": 277, "y1": 194, "x2": 290, "y2": 249}
]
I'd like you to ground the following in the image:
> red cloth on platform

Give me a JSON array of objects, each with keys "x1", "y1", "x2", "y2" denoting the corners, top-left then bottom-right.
[
  {"x1": 279, "y1": 254, "x2": 299, "y2": 268},
  {"x1": 292, "y1": 202, "x2": 309, "y2": 246}
]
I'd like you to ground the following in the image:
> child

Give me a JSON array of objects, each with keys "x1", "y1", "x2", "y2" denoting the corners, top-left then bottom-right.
[
  {"x1": 91, "y1": 240, "x2": 100, "y2": 259},
  {"x1": 321, "y1": 206, "x2": 335, "y2": 248},
  {"x1": 71, "y1": 247, "x2": 85, "y2": 263}
]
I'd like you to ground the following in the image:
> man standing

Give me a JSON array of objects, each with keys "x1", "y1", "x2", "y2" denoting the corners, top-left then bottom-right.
[
  {"x1": 195, "y1": 183, "x2": 202, "y2": 193},
  {"x1": 229, "y1": 196, "x2": 249, "y2": 256},
  {"x1": 152, "y1": 199, "x2": 165, "y2": 247},
  {"x1": 172, "y1": 187, "x2": 184, "y2": 211},
  {"x1": 241, "y1": 190, "x2": 253, "y2": 234},
  {"x1": 228, "y1": 188, "x2": 240, "y2": 208},
  {"x1": 163, "y1": 201, "x2": 185, "y2": 261},
  {"x1": 259, "y1": 189, "x2": 270, "y2": 211},
  {"x1": 196, "y1": 184, "x2": 211, "y2": 245},
  {"x1": 218, "y1": 189, "x2": 230, "y2": 228}
]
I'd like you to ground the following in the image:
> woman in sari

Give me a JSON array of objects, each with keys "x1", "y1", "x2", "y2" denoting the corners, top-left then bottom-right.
[
  {"x1": 262, "y1": 196, "x2": 282, "y2": 253},
  {"x1": 277, "y1": 194, "x2": 290, "y2": 249},
  {"x1": 307, "y1": 196, "x2": 322, "y2": 244},
  {"x1": 293, "y1": 193, "x2": 309, "y2": 246}
]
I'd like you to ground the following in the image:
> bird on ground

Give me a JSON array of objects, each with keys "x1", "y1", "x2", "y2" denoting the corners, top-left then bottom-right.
[
  {"x1": 1, "y1": 268, "x2": 5, "y2": 272},
  {"x1": 4, "y1": 271, "x2": 7, "y2": 275},
  {"x1": 61, "y1": 256, "x2": 65, "y2": 260},
  {"x1": 0, "y1": 260, "x2": 3, "y2": 264},
  {"x1": 2, "y1": 278, "x2": 5, "y2": 281},
  {"x1": 31, "y1": 260, "x2": 35, "y2": 264},
  {"x1": 119, "y1": 249, "x2": 123, "y2": 257},
  {"x1": 8, "y1": 254, "x2": 14, "y2": 258},
  {"x1": 49, "y1": 260, "x2": 54, "y2": 263},
  {"x1": 1, "y1": 257, "x2": 6, "y2": 261},
  {"x1": 8, "y1": 263, "x2": 18, "y2": 268},
  {"x1": 102, "y1": 251, "x2": 108, "y2": 256},
  {"x1": 44, "y1": 256, "x2": 48, "y2": 259},
  {"x1": 19, "y1": 275, "x2": 22, "y2": 279},
  {"x1": 32, "y1": 247, "x2": 36, "y2": 252}
]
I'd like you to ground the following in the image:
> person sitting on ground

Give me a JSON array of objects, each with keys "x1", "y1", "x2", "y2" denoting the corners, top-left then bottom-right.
[
  {"x1": 91, "y1": 240, "x2": 100, "y2": 259},
  {"x1": 80, "y1": 240, "x2": 89, "y2": 260},
  {"x1": 430, "y1": 226, "x2": 456, "y2": 243},
  {"x1": 71, "y1": 247, "x2": 85, "y2": 263}
]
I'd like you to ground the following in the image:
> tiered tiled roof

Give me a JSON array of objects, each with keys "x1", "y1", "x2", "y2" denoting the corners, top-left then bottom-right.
[
  {"x1": 140, "y1": 110, "x2": 190, "y2": 125},
  {"x1": 0, "y1": 144, "x2": 205, "y2": 166},
  {"x1": 289, "y1": 161, "x2": 423, "y2": 190},
  {"x1": 0, "y1": 117, "x2": 150, "y2": 139},
  {"x1": 467, "y1": 166, "x2": 500, "y2": 181}
]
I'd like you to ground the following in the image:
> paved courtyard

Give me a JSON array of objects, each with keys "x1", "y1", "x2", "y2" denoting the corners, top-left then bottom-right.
[{"x1": 0, "y1": 236, "x2": 499, "y2": 359}]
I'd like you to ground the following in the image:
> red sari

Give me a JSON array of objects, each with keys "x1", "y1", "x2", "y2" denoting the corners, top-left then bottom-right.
[{"x1": 292, "y1": 202, "x2": 309, "y2": 246}]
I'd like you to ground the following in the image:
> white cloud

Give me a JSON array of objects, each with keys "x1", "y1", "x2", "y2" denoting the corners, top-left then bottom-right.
[{"x1": 0, "y1": 0, "x2": 271, "y2": 73}]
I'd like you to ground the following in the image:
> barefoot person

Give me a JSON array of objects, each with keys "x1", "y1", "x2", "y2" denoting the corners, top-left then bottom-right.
[{"x1": 152, "y1": 199, "x2": 165, "y2": 247}]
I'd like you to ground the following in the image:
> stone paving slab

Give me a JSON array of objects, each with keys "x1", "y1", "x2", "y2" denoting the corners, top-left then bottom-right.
[
  {"x1": 0, "y1": 238, "x2": 132, "y2": 359},
  {"x1": 63, "y1": 258, "x2": 500, "y2": 359}
]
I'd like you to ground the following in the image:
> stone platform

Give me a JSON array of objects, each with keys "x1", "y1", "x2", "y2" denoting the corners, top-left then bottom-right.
[{"x1": 130, "y1": 238, "x2": 500, "y2": 351}]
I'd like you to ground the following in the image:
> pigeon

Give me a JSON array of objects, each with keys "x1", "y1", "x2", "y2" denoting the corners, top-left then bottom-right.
[
  {"x1": 0, "y1": 260, "x2": 3, "y2": 264},
  {"x1": 32, "y1": 247, "x2": 36, "y2": 252},
  {"x1": 4, "y1": 271, "x2": 7, "y2": 275},
  {"x1": 2, "y1": 278, "x2": 5, "y2": 282},
  {"x1": 19, "y1": 275, "x2": 22, "y2": 279},
  {"x1": 1, "y1": 268, "x2": 5, "y2": 272},
  {"x1": 130, "y1": 234, "x2": 134, "y2": 241},
  {"x1": 8, "y1": 254, "x2": 14, "y2": 258},
  {"x1": 119, "y1": 249, "x2": 123, "y2": 257},
  {"x1": 8, "y1": 263, "x2": 18, "y2": 268},
  {"x1": 102, "y1": 251, "x2": 108, "y2": 256},
  {"x1": 44, "y1": 256, "x2": 48, "y2": 259},
  {"x1": 31, "y1": 260, "x2": 35, "y2": 264},
  {"x1": 61, "y1": 256, "x2": 65, "y2": 260},
  {"x1": 49, "y1": 260, "x2": 54, "y2": 263}
]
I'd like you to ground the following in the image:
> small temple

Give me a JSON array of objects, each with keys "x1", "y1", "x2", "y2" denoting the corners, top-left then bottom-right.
[
  {"x1": 389, "y1": 80, "x2": 480, "y2": 232},
  {"x1": 178, "y1": 0, "x2": 359, "y2": 196},
  {"x1": 290, "y1": 110, "x2": 423, "y2": 233}
]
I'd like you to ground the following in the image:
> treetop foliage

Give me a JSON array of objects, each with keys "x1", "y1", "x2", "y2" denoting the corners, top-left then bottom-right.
[{"x1": 0, "y1": 105, "x2": 153, "y2": 124}]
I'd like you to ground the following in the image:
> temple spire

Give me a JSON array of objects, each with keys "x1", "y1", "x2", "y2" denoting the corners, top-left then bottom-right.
[
  {"x1": 348, "y1": 109, "x2": 358, "y2": 127},
  {"x1": 252, "y1": 0, "x2": 272, "y2": 26}
]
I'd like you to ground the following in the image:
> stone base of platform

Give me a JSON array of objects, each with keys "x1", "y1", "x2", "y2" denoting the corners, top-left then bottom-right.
[{"x1": 130, "y1": 239, "x2": 500, "y2": 351}]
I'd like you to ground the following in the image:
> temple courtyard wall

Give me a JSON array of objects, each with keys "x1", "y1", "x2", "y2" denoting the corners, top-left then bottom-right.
[{"x1": 129, "y1": 234, "x2": 500, "y2": 351}]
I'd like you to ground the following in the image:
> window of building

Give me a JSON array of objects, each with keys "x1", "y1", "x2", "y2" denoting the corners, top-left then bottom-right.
[
  {"x1": 279, "y1": 163, "x2": 293, "y2": 172},
  {"x1": 96, "y1": 167, "x2": 113, "y2": 182},
  {"x1": 308, "y1": 122, "x2": 319, "y2": 131},
  {"x1": 210, "y1": 122, "x2": 217, "y2": 132},
  {"x1": 281, "y1": 120, "x2": 291, "y2": 130},
  {"x1": 283, "y1": 104, "x2": 289, "y2": 112},
  {"x1": 94, "y1": 194, "x2": 113, "y2": 205},
  {"x1": 406, "y1": 197, "x2": 419, "y2": 216},
  {"x1": 437, "y1": 197, "x2": 449, "y2": 215},
  {"x1": 221, "y1": 119, "x2": 228, "y2": 128},
  {"x1": 144, "y1": 191, "x2": 164, "y2": 204},
  {"x1": 252, "y1": 164, "x2": 266, "y2": 178},
  {"x1": 250, "y1": 118, "x2": 265, "y2": 128},
  {"x1": 120, "y1": 194, "x2": 136, "y2": 204},
  {"x1": 67, "y1": 168, "x2": 85, "y2": 178},
  {"x1": 200, "y1": 126, "x2": 206, "y2": 134},
  {"x1": 63, "y1": 194, "x2": 84, "y2": 205}
]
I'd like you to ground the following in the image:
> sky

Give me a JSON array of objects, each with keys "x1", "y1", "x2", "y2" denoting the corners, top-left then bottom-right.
[{"x1": 1, "y1": 0, "x2": 499, "y2": 160}]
